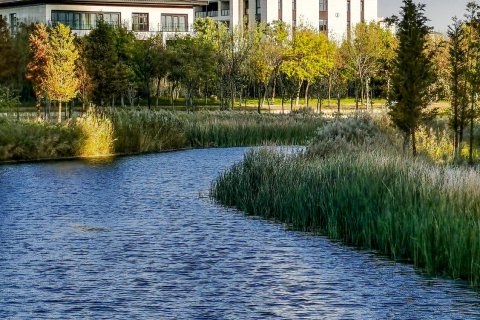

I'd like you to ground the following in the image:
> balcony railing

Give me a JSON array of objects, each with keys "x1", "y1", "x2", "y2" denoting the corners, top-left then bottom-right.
[
  {"x1": 221, "y1": 9, "x2": 230, "y2": 16},
  {"x1": 49, "y1": 21, "x2": 193, "y2": 37}
]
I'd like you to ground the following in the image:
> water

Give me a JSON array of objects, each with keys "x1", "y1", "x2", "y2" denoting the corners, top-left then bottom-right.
[{"x1": 1, "y1": 147, "x2": 480, "y2": 319}]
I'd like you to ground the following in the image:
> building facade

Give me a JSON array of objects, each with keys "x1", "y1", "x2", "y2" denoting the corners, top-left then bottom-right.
[
  {"x1": 0, "y1": 0, "x2": 207, "y2": 37},
  {"x1": 194, "y1": 0, "x2": 378, "y2": 41}
]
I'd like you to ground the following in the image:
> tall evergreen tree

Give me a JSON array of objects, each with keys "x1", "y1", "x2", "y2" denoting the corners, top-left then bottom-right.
[
  {"x1": 464, "y1": 1, "x2": 480, "y2": 164},
  {"x1": 448, "y1": 17, "x2": 468, "y2": 160},
  {"x1": 388, "y1": 0, "x2": 436, "y2": 155}
]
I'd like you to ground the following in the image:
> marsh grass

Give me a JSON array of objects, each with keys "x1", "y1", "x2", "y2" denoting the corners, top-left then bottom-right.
[
  {"x1": 212, "y1": 116, "x2": 480, "y2": 286},
  {"x1": 0, "y1": 110, "x2": 325, "y2": 162},
  {"x1": 0, "y1": 117, "x2": 80, "y2": 161},
  {"x1": 182, "y1": 112, "x2": 324, "y2": 147}
]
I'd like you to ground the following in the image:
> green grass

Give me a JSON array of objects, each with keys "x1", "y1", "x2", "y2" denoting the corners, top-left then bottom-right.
[
  {"x1": 211, "y1": 116, "x2": 480, "y2": 286},
  {"x1": 0, "y1": 109, "x2": 325, "y2": 162}
]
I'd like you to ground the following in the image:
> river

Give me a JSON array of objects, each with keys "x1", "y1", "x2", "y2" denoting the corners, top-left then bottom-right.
[{"x1": 1, "y1": 148, "x2": 479, "y2": 319}]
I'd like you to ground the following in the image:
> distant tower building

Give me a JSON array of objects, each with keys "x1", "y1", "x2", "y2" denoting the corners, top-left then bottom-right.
[{"x1": 194, "y1": 0, "x2": 378, "y2": 41}]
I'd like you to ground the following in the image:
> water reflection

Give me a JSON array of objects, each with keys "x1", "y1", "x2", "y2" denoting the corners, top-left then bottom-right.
[{"x1": 0, "y1": 147, "x2": 479, "y2": 319}]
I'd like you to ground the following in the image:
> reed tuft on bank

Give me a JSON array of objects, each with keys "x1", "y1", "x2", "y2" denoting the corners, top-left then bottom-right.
[
  {"x1": 0, "y1": 110, "x2": 325, "y2": 162},
  {"x1": 211, "y1": 115, "x2": 480, "y2": 286}
]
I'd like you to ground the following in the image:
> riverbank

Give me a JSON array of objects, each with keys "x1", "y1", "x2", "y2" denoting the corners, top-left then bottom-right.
[
  {"x1": 211, "y1": 116, "x2": 480, "y2": 287},
  {"x1": 0, "y1": 110, "x2": 325, "y2": 163}
]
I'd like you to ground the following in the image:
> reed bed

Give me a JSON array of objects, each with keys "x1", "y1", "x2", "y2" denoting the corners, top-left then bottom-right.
[
  {"x1": 0, "y1": 117, "x2": 80, "y2": 161},
  {"x1": 0, "y1": 110, "x2": 325, "y2": 162},
  {"x1": 182, "y1": 112, "x2": 324, "y2": 147},
  {"x1": 211, "y1": 117, "x2": 480, "y2": 286}
]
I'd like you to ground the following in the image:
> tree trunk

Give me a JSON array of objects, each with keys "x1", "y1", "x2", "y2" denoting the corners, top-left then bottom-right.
[
  {"x1": 156, "y1": 78, "x2": 161, "y2": 108},
  {"x1": 355, "y1": 80, "x2": 359, "y2": 111},
  {"x1": 469, "y1": 111, "x2": 475, "y2": 165},
  {"x1": 295, "y1": 81, "x2": 302, "y2": 108},
  {"x1": 411, "y1": 128, "x2": 417, "y2": 157},
  {"x1": 147, "y1": 81, "x2": 151, "y2": 110},
  {"x1": 328, "y1": 75, "x2": 332, "y2": 107},
  {"x1": 257, "y1": 86, "x2": 262, "y2": 114},
  {"x1": 58, "y1": 100, "x2": 62, "y2": 123},
  {"x1": 305, "y1": 81, "x2": 310, "y2": 108}
]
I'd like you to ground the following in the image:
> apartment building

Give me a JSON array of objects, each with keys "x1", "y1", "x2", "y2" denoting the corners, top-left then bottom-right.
[
  {"x1": 0, "y1": 0, "x2": 207, "y2": 37},
  {"x1": 194, "y1": 0, "x2": 378, "y2": 40}
]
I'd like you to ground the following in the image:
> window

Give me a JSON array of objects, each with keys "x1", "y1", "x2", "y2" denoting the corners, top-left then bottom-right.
[
  {"x1": 51, "y1": 10, "x2": 120, "y2": 30},
  {"x1": 161, "y1": 14, "x2": 187, "y2": 32},
  {"x1": 319, "y1": 0, "x2": 327, "y2": 12},
  {"x1": 255, "y1": 0, "x2": 261, "y2": 22},
  {"x1": 9, "y1": 13, "x2": 16, "y2": 34},
  {"x1": 132, "y1": 13, "x2": 148, "y2": 32},
  {"x1": 319, "y1": 19, "x2": 327, "y2": 32}
]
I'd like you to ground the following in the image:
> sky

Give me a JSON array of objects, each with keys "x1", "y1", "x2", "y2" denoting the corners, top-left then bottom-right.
[{"x1": 378, "y1": 0, "x2": 470, "y2": 33}]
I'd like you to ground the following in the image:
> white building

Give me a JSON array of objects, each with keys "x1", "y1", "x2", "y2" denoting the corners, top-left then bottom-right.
[
  {"x1": 0, "y1": 0, "x2": 207, "y2": 37},
  {"x1": 194, "y1": 0, "x2": 378, "y2": 41}
]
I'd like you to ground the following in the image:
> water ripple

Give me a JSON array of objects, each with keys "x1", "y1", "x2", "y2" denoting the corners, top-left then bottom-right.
[{"x1": 1, "y1": 147, "x2": 480, "y2": 319}]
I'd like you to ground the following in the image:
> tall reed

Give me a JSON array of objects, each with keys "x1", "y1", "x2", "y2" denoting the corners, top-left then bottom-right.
[{"x1": 212, "y1": 117, "x2": 480, "y2": 286}]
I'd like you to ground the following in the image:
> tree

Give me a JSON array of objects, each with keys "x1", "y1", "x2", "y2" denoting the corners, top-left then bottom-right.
[
  {"x1": 281, "y1": 26, "x2": 335, "y2": 108},
  {"x1": 132, "y1": 34, "x2": 165, "y2": 109},
  {"x1": 448, "y1": 17, "x2": 468, "y2": 160},
  {"x1": 463, "y1": 1, "x2": 480, "y2": 164},
  {"x1": 43, "y1": 23, "x2": 79, "y2": 123},
  {"x1": 26, "y1": 23, "x2": 50, "y2": 118},
  {"x1": 76, "y1": 40, "x2": 93, "y2": 113},
  {"x1": 167, "y1": 35, "x2": 216, "y2": 111},
  {"x1": 342, "y1": 22, "x2": 393, "y2": 109},
  {"x1": 83, "y1": 21, "x2": 135, "y2": 106},
  {"x1": 388, "y1": 0, "x2": 436, "y2": 156},
  {"x1": 0, "y1": 17, "x2": 17, "y2": 86}
]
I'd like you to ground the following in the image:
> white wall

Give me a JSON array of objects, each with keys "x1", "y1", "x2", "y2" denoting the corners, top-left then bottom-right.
[
  {"x1": 296, "y1": 0, "x2": 319, "y2": 29},
  {"x1": 350, "y1": 0, "x2": 362, "y2": 27},
  {"x1": 46, "y1": 4, "x2": 193, "y2": 32},
  {"x1": 328, "y1": 0, "x2": 347, "y2": 42},
  {"x1": 280, "y1": 0, "x2": 293, "y2": 27},
  {"x1": 364, "y1": 0, "x2": 378, "y2": 23},
  {"x1": 0, "y1": 4, "x2": 47, "y2": 26}
]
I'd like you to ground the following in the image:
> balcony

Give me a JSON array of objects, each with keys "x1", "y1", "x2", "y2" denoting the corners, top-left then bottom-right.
[
  {"x1": 195, "y1": 10, "x2": 218, "y2": 18},
  {"x1": 221, "y1": 9, "x2": 230, "y2": 16}
]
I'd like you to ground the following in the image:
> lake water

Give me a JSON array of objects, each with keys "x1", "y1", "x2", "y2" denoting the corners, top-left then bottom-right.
[{"x1": 1, "y1": 148, "x2": 480, "y2": 319}]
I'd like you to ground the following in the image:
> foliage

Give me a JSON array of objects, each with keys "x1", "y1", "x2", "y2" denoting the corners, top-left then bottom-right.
[
  {"x1": 388, "y1": 0, "x2": 436, "y2": 156},
  {"x1": 44, "y1": 23, "x2": 79, "y2": 122},
  {"x1": 0, "y1": 16, "x2": 17, "y2": 86},
  {"x1": 26, "y1": 23, "x2": 50, "y2": 115},
  {"x1": 212, "y1": 117, "x2": 480, "y2": 286},
  {"x1": 0, "y1": 110, "x2": 324, "y2": 162}
]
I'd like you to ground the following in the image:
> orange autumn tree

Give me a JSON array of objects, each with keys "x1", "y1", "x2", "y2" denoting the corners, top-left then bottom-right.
[{"x1": 26, "y1": 23, "x2": 50, "y2": 119}]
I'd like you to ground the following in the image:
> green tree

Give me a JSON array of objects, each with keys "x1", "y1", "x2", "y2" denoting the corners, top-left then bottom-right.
[
  {"x1": 464, "y1": 1, "x2": 480, "y2": 164},
  {"x1": 342, "y1": 22, "x2": 392, "y2": 109},
  {"x1": 83, "y1": 21, "x2": 135, "y2": 106},
  {"x1": 167, "y1": 35, "x2": 216, "y2": 111},
  {"x1": 281, "y1": 26, "x2": 335, "y2": 107},
  {"x1": 132, "y1": 34, "x2": 165, "y2": 109},
  {"x1": 448, "y1": 17, "x2": 468, "y2": 160},
  {"x1": 388, "y1": 0, "x2": 436, "y2": 156},
  {"x1": 43, "y1": 23, "x2": 79, "y2": 123},
  {"x1": 0, "y1": 17, "x2": 17, "y2": 86}
]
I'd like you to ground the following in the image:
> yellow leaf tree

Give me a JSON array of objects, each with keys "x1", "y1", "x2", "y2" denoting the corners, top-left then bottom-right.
[{"x1": 44, "y1": 23, "x2": 79, "y2": 123}]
